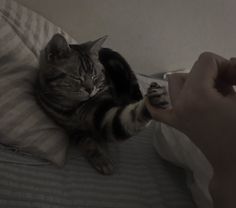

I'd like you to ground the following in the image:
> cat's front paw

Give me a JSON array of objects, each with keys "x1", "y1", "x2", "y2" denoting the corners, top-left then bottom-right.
[
  {"x1": 146, "y1": 82, "x2": 169, "y2": 109},
  {"x1": 89, "y1": 154, "x2": 114, "y2": 175}
]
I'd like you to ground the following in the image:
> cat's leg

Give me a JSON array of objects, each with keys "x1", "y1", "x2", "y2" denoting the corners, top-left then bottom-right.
[
  {"x1": 99, "y1": 48, "x2": 143, "y2": 103},
  {"x1": 78, "y1": 137, "x2": 114, "y2": 175},
  {"x1": 96, "y1": 82, "x2": 168, "y2": 141}
]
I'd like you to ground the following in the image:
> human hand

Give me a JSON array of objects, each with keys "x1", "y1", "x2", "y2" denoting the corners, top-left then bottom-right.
[{"x1": 145, "y1": 52, "x2": 236, "y2": 207}]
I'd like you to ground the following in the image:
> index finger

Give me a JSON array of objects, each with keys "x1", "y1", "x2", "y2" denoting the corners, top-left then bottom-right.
[{"x1": 186, "y1": 52, "x2": 229, "y2": 91}]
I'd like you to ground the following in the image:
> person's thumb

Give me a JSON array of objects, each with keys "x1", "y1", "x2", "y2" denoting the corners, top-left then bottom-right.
[{"x1": 167, "y1": 73, "x2": 187, "y2": 106}]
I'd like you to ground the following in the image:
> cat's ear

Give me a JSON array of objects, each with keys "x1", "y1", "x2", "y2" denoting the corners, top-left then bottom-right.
[
  {"x1": 89, "y1": 36, "x2": 108, "y2": 56},
  {"x1": 46, "y1": 33, "x2": 70, "y2": 61}
]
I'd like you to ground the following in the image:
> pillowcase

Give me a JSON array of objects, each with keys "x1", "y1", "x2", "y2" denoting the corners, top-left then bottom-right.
[
  {"x1": 137, "y1": 74, "x2": 213, "y2": 208},
  {"x1": 0, "y1": 0, "x2": 76, "y2": 166}
]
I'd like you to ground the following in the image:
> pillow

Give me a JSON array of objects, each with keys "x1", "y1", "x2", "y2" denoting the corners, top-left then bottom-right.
[{"x1": 0, "y1": 0, "x2": 77, "y2": 166}]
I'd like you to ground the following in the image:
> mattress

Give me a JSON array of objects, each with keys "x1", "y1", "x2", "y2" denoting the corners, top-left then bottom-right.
[{"x1": 0, "y1": 123, "x2": 195, "y2": 208}]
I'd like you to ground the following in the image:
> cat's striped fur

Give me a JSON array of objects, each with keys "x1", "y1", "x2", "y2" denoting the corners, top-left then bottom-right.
[{"x1": 35, "y1": 34, "x2": 168, "y2": 174}]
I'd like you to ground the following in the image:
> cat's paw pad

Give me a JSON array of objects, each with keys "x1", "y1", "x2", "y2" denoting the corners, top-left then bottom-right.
[
  {"x1": 89, "y1": 155, "x2": 114, "y2": 175},
  {"x1": 146, "y1": 82, "x2": 168, "y2": 109}
]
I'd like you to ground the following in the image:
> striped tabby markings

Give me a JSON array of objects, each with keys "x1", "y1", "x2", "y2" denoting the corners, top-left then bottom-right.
[{"x1": 101, "y1": 99, "x2": 151, "y2": 141}]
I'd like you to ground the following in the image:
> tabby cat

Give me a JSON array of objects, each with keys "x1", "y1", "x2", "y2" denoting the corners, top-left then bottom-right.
[{"x1": 35, "y1": 34, "x2": 168, "y2": 174}]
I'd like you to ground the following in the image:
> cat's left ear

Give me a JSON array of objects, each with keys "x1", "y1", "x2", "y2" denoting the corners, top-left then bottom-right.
[
  {"x1": 46, "y1": 33, "x2": 70, "y2": 61},
  {"x1": 89, "y1": 36, "x2": 108, "y2": 56}
]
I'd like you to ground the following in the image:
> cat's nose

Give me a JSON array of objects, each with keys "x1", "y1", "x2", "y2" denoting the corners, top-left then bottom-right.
[
  {"x1": 85, "y1": 86, "x2": 93, "y2": 94},
  {"x1": 84, "y1": 79, "x2": 93, "y2": 94}
]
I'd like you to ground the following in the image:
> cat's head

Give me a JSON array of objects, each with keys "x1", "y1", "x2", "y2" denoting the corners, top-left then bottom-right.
[{"x1": 38, "y1": 33, "x2": 107, "y2": 103}]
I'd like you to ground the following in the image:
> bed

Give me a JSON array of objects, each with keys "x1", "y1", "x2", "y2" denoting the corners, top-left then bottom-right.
[{"x1": 0, "y1": 0, "x2": 197, "y2": 207}]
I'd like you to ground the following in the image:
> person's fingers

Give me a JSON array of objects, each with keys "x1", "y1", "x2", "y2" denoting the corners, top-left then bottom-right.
[
  {"x1": 215, "y1": 79, "x2": 235, "y2": 96},
  {"x1": 144, "y1": 73, "x2": 187, "y2": 127},
  {"x1": 145, "y1": 52, "x2": 234, "y2": 127},
  {"x1": 186, "y1": 52, "x2": 229, "y2": 91},
  {"x1": 167, "y1": 73, "x2": 187, "y2": 106},
  {"x1": 221, "y1": 58, "x2": 236, "y2": 85},
  {"x1": 211, "y1": 57, "x2": 236, "y2": 96}
]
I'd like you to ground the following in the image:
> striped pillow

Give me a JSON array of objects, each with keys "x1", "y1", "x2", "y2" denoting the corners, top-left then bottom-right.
[{"x1": 0, "y1": 0, "x2": 76, "y2": 166}]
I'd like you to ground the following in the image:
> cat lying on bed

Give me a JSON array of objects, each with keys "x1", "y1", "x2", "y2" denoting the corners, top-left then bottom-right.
[{"x1": 35, "y1": 34, "x2": 168, "y2": 174}]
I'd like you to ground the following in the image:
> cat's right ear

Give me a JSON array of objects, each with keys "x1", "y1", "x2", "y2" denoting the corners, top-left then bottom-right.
[
  {"x1": 89, "y1": 36, "x2": 108, "y2": 56},
  {"x1": 46, "y1": 33, "x2": 70, "y2": 62}
]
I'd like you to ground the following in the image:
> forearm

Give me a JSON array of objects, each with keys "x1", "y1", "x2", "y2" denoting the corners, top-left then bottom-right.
[
  {"x1": 209, "y1": 169, "x2": 236, "y2": 208},
  {"x1": 184, "y1": 133, "x2": 236, "y2": 208}
]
